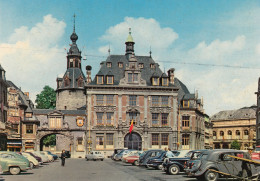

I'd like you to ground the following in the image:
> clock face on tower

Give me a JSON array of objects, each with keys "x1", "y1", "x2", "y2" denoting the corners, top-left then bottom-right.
[{"x1": 70, "y1": 58, "x2": 73, "y2": 62}]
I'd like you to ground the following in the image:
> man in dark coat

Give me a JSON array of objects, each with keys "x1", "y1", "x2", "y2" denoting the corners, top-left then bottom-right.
[{"x1": 61, "y1": 150, "x2": 66, "y2": 166}]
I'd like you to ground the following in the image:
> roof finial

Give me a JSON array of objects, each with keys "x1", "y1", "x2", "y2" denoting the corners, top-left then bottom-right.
[
  {"x1": 73, "y1": 13, "x2": 76, "y2": 33},
  {"x1": 108, "y1": 44, "x2": 111, "y2": 55},
  {"x1": 149, "y1": 46, "x2": 152, "y2": 58},
  {"x1": 129, "y1": 28, "x2": 131, "y2": 35}
]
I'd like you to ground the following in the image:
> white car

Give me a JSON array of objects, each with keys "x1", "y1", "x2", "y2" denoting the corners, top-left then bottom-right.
[
  {"x1": 85, "y1": 151, "x2": 104, "y2": 161},
  {"x1": 40, "y1": 151, "x2": 54, "y2": 162},
  {"x1": 31, "y1": 151, "x2": 49, "y2": 163},
  {"x1": 21, "y1": 152, "x2": 39, "y2": 169}
]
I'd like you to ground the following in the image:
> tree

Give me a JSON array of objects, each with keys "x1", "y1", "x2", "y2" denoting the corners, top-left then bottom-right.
[
  {"x1": 43, "y1": 135, "x2": 56, "y2": 146},
  {"x1": 35, "y1": 85, "x2": 56, "y2": 109},
  {"x1": 230, "y1": 140, "x2": 241, "y2": 150}
]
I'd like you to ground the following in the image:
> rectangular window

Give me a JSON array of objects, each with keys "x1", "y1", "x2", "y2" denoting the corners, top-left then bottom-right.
[
  {"x1": 153, "y1": 78, "x2": 159, "y2": 85},
  {"x1": 152, "y1": 113, "x2": 159, "y2": 126},
  {"x1": 107, "y1": 76, "x2": 113, "y2": 84},
  {"x1": 106, "y1": 95, "x2": 114, "y2": 105},
  {"x1": 129, "y1": 95, "x2": 137, "y2": 106},
  {"x1": 106, "y1": 113, "x2": 113, "y2": 125},
  {"x1": 25, "y1": 113, "x2": 32, "y2": 118},
  {"x1": 161, "y1": 134, "x2": 169, "y2": 145},
  {"x1": 97, "y1": 113, "x2": 104, "y2": 125},
  {"x1": 96, "y1": 136, "x2": 104, "y2": 145},
  {"x1": 162, "y1": 96, "x2": 169, "y2": 106},
  {"x1": 77, "y1": 138, "x2": 83, "y2": 145},
  {"x1": 118, "y1": 62, "x2": 123, "y2": 68},
  {"x1": 49, "y1": 118, "x2": 55, "y2": 128},
  {"x1": 106, "y1": 62, "x2": 112, "y2": 67},
  {"x1": 139, "y1": 63, "x2": 144, "y2": 69},
  {"x1": 161, "y1": 113, "x2": 168, "y2": 126},
  {"x1": 162, "y1": 78, "x2": 168, "y2": 86},
  {"x1": 13, "y1": 124, "x2": 18, "y2": 133},
  {"x1": 56, "y1": 118, "x2": 62, "y2": 128},
  {"x1": 129, "y1": 112, "x2": 137, "y2": 125},
  {"x1": 183, "y1": 100, "x2": 189, "y2": 108},
  {"x1": 96, "y1": 95, "x2": 104, "y2": 105},
  {"x1": 97, "y1": 76, "x2": 103, "y2": 84},
  {"x1": 182, "y1": 116, "x2": 190, "y2": 128},
  {"x1": 26, "y1": 124, "x2": 33, "y2": 134},
  {"x1": 182, "y1": 134, "x2": 189, "y2": 145},
  {"x1": 152, "y1": 134, "x2": 159, "y2": 145},
  {"x1": 128, "y1": 73, "x2": 138, "y2": 83},
  {"x1": 152, "y1": 96, "x2": 159, "y2": 107},
  {"x1": 106, "y1": 134, "x2": 113, "y2": 145}
]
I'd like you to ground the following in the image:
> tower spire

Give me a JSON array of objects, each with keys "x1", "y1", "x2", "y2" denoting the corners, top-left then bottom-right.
[
  {"x1": 73, "y1": 13, "x2": 76, "y2": 33},
  {"x1": 125, "y1": 28, "x2": 135, "y2": 59},
  {"x1": 149, "y1": 46, "x2": 152, "y2": 58}
]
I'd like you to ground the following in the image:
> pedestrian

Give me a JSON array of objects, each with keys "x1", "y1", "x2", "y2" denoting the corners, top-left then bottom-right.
[
  {"x1": 166, "y1": 148, "x2": 174, "y2": 158},
  {"x1": 61, "y1": 150, "x2": 66, "y2": 166}
]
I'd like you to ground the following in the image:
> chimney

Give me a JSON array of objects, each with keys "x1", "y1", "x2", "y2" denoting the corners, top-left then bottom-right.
[
  {"x1": 24, "y1": 92, "x2": 29, "y2": 98},
  {"x1": 195, "y1": 90, "x2": 198, "y2": 99},
  {"x1": 86, "y1": 65, "x2": 92, "y2": 84},
  {"x1": 167, "y1": 68, "x2": 175, "y2": 84}
]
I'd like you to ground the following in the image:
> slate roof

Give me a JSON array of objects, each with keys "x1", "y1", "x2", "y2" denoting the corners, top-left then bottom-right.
[
  {"x1": 33, "y1": 109, "x2": 86, "y2": 116},
  {"x1": 58, "y1": 68, "x2": 86, "y2": 90},
  {"x1": 210, "y1": 106, "x2": 256, "y2": 120},
  {"x1": 89, "y1": 55, "x2": 176, "y2": 87}
]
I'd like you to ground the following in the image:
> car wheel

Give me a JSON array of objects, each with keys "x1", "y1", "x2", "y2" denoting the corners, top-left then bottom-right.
[
  {"x1": 204, "y1": 169, "x2": 219, "y2": 181},
  {"x1": 157, "y1": 164, "x2": 163, "y2": 170},
  {"x1": 133, "y1": 160, "x2": 139, "y2": 166},
  {"x1": 101, "y1": 159, "x2": 104, "y2": 161},
  {"x1": 9, "y1": 167, "x2": 21, "y2": 175},
  {"x1": 168, "y1": 164, "x2": 180, "y2": 175},
  {"x1": 29, "y1": 162, "x2": 34, "y2": 169},
  {"x1": 94, "y1": 159, "x2": 96, "y2": 161}
]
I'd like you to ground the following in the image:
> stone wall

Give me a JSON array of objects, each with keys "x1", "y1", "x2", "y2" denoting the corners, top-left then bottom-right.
[{"x1": 56, "y1": 90, "x2": 86, "y2": 110}]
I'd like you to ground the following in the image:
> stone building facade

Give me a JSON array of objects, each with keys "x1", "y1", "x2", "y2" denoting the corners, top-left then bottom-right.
[
  {"x1": 0, "y1": 64, "x2": 8, "y2": 151},
  {"x1": 211, "y1": 106, "x2": 256, "y2": 150},
  {"x1": 6, "y1": 81, "x2": 39, "y2": 151},
  {"x1": 85, "y1": 30, "x2": 207, "y2": 156}
]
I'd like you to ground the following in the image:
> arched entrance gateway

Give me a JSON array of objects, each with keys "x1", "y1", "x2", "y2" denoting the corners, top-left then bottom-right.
[{"x1": 124, "y1": 132, "x2": 142, "y2": 150}]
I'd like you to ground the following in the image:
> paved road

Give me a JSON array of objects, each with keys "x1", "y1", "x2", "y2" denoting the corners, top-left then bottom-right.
[{"x1": 1, "y1": 158, "x2": 226, "y2": 181}]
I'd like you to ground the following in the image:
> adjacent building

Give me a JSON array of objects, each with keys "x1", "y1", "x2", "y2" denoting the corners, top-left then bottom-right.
[
  {"x1": 0, "y1": 64, "x2": 8, "y2": 151},
  {"x1": 256, "y1": 79, "x2": 260, "y2": 146},
  {"x1": 211, "y1": 106, "x2": 256, "y2": 150}
]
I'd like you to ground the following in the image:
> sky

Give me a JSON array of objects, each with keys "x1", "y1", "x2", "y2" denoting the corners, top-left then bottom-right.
[{"x1": 0, "y1": 0, "x2": 259, "y2": 116}]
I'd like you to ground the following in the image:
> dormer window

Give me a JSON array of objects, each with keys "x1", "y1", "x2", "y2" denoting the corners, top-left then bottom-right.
[
  {"x1": 152, "y1": 78, "x2": 159, "y2": 85},
  {"x1": 107, "y1": 62, "x2": 112, "y2": 68},
  {"x1": 107, "y1": 76, "x2": 114, "y2": 84},
  {"x1": 150, "y1": 64, "x2": 155, "y2": 69},
  {"x1": 97, "y1": 76, "x2": 104, "y2": 84},
  {"x1": 78, "y1": 77, "x2": 84, "y2": 87},
  {"x1": 128, "y1": 73, "x2": 138, "y2": 83},
  {"x1": 162, "y1": 78, "x2": 169, "y2": 86},
  {"x1": 183, "y1": 100, "x2": 189, "y2": 108},
  {"x1": 118, "y1": 62, "x2": 123, "y2": 68},
  {"x1": 64, "y1": 77, "x2": 70, "y2": 87},
  {"x1": 139, "y1": 63, "x2": 144, "y2": 69}
]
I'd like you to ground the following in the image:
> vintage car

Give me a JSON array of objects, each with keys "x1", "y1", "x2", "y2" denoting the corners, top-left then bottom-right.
[
  {"x1": 85, "y1": 151, "x2": 104, "y2": 161},
  {"x1": 20, "y1": 152, "x2": 39, "y2": 169},
  {"x1": 122, "y1": 151, "x2": 142, "y2": 162},
  {"x1": 125, "y1": 155, "x2": 140, "y2": 165},
  {"x1": 146, "y1": 150, "x2": 178, "y2": 170},
  {"x1": 0, "y1": 151, "x2": 30, "y2": 175},
  {"x1": 186, "y1": 149, "x2": 260, "y2": 181},
  {"x1": 46, "y1": 151, "x2": 58, "y2": 160},
  {"x1": 139, "y1": 149, "x2": 163, "y2": 166},
  {"x1": 114, "y1": 149, "x2": 134, "y2": 161},
  {"x1": 25, "y1": 152, "x2": 43, "y2": 165},
  {"x1": 162, "y1": 150, "x2": 207, "y2": 175},
  {"x1": 111, "y1": 149, "x2": 125, "y2": 160},
  {"x1": 40, "y1": 151, "x2": 54, "y2": 162},
  {"x1": 31, "y1": 151, "x2": 49, "y2": 163}
]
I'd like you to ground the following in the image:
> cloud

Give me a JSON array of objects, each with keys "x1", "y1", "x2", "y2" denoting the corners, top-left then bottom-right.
[
  {"x1": 99, "y1": 17, "x2": 178, "y2": 55},
  {"x1": 0, "y1": 14, "x2": 66, "y2": 102}
]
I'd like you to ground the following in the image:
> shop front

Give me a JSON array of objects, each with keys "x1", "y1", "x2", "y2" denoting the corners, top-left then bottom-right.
[{"x1": 7, "y1": 140, "x2": 22, "y2": 151}]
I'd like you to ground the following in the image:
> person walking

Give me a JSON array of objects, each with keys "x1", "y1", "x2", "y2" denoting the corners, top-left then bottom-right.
[
  {"x1": 166, "y1": 148, "x2": 174, "y2": 158},
  {"x1": 61, "y1": 150, "x2": 66, "y2": 166}
]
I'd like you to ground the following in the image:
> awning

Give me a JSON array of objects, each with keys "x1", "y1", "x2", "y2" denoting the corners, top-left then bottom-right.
[{"x1": 7, "y1": 142, "x2": 22, "y2": 145}]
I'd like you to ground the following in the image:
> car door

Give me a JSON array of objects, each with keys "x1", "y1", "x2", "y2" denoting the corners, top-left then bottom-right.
[{"x1": 216, "y1": 152, "x2": 235, "y2": 176}]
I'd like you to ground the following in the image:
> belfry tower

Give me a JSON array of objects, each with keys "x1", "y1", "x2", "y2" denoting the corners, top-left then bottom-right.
[{"x1": 56, "y1": 15, "x2": 86, "y2": 110}]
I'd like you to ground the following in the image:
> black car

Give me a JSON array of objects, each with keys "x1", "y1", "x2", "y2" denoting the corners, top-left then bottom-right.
[
  {"x1": 139, "y1": 149, "x2": 163, "y2": 166},
  {"x1": 162, "y1": 150, "x2": 207, "y2": 175},
  {"x1": 146, "y1": 151, "x2": 178, "y2": 170},
  {"x1": 65, "y1": 151, "x2": 71, "y2": 158}
]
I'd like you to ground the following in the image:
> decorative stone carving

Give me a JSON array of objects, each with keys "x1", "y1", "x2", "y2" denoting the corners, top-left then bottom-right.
[
  {"x1": 150, "y1": 107, "x2": 171, "y2": 113},
  {"x1": 94, "y1": 106, "x2": 116, "y2": 112}
]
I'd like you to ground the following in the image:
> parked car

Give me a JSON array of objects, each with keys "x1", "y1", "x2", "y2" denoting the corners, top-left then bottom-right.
[
  {"x1": 122, "y1": 150, "x2": 140, "y2": 162},
  {"x1": 0, "y1": 151, "x2": 30, "y2": 175},
  {"x1": 111, "y1": 149, "x2": 125, "y2": 160},
  {"x1": 162, "y1": 150, "x2": 207, "y2": 175},
  {"x1": 31, "y1": 151, "x2": 49, "y2": 163},
  {"x1": 114, "y1": 149, "x2": 134, "y2": 161},
  {"x1": 85, "y1": 151, "x2": 104, "y2": 161},
  {"x1": 46, "y1": 151, "x2": 58, "y2": 160},
  {"x1": 186, "y1": 149, "x2": 260, "y2": 181},
  {"x1": 41, "y1": 151, "x2": 54, "y2": 162},
  {"x1": 139, "y1": 149, "x2": 163, "y2": 166},
  {"x1": 25, "y1": 152, "x2": 42, "y2": 165},
  {"x1": 146, "y1": 150, "x2": 178, "y2": 170},
  {"x1": 20, "y1": 152, "x2": 39, "y2": 169}
]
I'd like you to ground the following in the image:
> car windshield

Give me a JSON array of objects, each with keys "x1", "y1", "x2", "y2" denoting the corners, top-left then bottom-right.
[
  {"x1": 185, "y1": 151, "x2": 193, "y2": 157},
  {"x1": 139, "y1": 151, "x2": 147, "y2": 157},
  {"x1": 174, "y1": 151, "x2": 181, "y2": 156}
]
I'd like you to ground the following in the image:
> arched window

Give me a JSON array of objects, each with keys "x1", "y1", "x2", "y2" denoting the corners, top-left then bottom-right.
[
  {"x1": 220, "y1": 131, "x2": 224, "y2": 136},
  {"x1": 244, "y1": 130, "x2": 249, "y2": 135},
  {"x1": 236, "y1": 130, "x2": 240, "y2": 135},
  {"x1": 228, "y1": 130, "x2": 232, "y2": 135}
]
